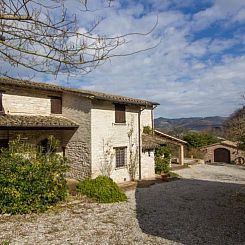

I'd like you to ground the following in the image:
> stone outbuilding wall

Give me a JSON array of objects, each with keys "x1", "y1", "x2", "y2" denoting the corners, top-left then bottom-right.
[{"x1": 202, "y1": 142, "x2": 245, "y2": 165}]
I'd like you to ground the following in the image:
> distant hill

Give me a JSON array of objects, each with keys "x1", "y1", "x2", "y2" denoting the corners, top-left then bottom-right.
[{"x1": 154, "y1": 116, "x2": 227, "y2": 132}]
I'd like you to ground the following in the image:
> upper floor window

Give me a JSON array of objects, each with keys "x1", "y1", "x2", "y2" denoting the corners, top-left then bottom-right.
[
  {"x1": 115, "y1": 104, "x2": 126, "y2": 123},
  {"x1": 51, "y1": 97, "x2": 62, "y2": 114},
  {"x1": 115, "y1": 147, "x2": 127, "y2": 168},
  {"x1": 0, "y1": 92, "x2": 4, "y2": 114}
]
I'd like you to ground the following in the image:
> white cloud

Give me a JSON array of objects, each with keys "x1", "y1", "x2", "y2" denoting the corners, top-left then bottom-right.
[
  {"x1": 2, "y1": 0, "x2": 245, "y2": 118},
  {"x1": 233, "y1": 8, "x2": 245, "y2": 22}
]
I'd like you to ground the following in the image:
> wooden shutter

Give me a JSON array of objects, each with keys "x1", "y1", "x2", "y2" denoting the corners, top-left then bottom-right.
[
  {"x1": 0, "y1": 92, "x2": 3, "y2": 113},
  {"x1": 51, "y1": 97, "x2": 62, "y2": 114},
  {"x1": 115, "y1": 104, "x2": 126, "y2": 123}
]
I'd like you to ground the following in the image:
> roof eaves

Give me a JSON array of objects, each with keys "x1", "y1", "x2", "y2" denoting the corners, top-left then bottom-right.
[
  {"x1": 0, "y1": 77, "x2": 159, "y2": 106},
  {"x1": 154, "y1": 130, "x2": 187, "y2": 144}
]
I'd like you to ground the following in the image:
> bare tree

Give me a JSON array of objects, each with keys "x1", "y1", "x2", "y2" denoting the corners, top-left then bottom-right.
[
  {"x1": 224, "y1": 97, "x2": 245, "y2": 149},
  {"x1": 100, "y1": 138, "x2": 114, "y2": 177},
  {"x1": 0, "y1": 0, "x2": 158, "y2": 77},
  {"x1": 127, "y1": 117, "x2": 138, "y2": 181}
]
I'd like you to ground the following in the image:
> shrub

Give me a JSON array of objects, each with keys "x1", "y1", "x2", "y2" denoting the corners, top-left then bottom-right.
[
  {"x1": 0, "y1": 136, "x2": 68, "y2": 214},
  {"x1": 143, "y1": 126, "x2": 153, "y2": 135},
  {"x1": 155, "y1": 159, "x2": 170, "y2": 174},
  {"x1": 76, "y1": 176, "x2": 127, "y2": 203},
  {"x1": 155, "y1": 146, "x2": 171, "y2": 174}
]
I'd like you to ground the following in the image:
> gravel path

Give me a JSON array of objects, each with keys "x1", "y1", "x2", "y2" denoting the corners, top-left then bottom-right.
[{"x1": 0, "y1": 163, "x2": 245, "y2": 245}]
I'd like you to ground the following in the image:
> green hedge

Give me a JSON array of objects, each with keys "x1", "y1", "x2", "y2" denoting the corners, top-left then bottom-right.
[
  {"x1": 0, "y1": 136, "x2": 68, "y2": 214},
  {"x1": 76, "y1": 176, "x2": 127, "y2": 203}
]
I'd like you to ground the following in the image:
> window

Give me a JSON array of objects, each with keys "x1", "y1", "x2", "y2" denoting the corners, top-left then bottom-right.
[
  {"x1": 115, "y1": 104, "x2": 126, "y2": 123},
  {"x1": 0, "y1": 92, "x2": 4, "y2": 114},
  {"x1": 51, "y1": 97, "x2": 62, "y2": 114},
  {"x1": 38, "y1": 138, "x2": 56, "y2": 154},
  {"x1": 115, "y1": 147, "x2": 127, "y2": 168},
  {"x1": 0, "y1": 139, "x2": 9, "y2": 149}
]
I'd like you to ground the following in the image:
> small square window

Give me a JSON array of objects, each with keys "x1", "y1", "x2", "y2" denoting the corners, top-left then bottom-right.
[
  {"x1": 115, "y1": 147, "x2": 127, "y2": 168},
  {"x1": 51, "y1": 97, "x2": 62, "y2": 114}
]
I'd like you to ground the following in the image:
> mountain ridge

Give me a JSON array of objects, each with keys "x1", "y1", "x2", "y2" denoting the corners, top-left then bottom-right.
[{"x1": 154, "y1": 116, "x2": 227, "y2": 132}]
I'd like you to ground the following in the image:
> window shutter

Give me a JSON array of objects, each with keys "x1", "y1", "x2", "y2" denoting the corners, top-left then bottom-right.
[
  {"x1": 51, "y1": 97, "x2": 62, "y2": 114},
  {"x1": 115, "y1": 104, "x2": 126, "y2": 123},
  {"x1": 0, "y1": 92, "x2": 3, "y2": 113}
]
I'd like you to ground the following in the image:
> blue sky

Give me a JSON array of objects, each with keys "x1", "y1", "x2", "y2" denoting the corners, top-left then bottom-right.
[{"x1": 3, "y1": 0, "x2": 245, "y2": 118}]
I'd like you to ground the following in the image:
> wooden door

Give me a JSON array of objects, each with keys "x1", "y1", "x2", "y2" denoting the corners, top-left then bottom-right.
[{"x1": 214, "y1": 148, "x2": 230, "y2": 163}]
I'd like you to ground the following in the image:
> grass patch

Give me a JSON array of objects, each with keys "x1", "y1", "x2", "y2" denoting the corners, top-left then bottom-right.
[{"x1": 168, "y1": 172, "x2": 180, "y2": 178}]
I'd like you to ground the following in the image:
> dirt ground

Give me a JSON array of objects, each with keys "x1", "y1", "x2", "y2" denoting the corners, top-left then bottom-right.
[{"x1": 0, "y1": 163, "x2": 244, "y2": 245}]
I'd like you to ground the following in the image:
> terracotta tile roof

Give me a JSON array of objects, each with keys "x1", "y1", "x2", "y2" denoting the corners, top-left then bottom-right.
[
  {"x1": 154, "y1": 130, "x2": 187, "y2": 144},
  {"x1": 221, "y1": 140, "x2": 238, "y2": 148},
  {"x1": 142, "y1": 133, "x2": 167, "y2": 150},
  {"x1": 201, "y1": 140, "x2": 238, "y2": 149},
  {"x1": 0, "y1": 115, "x2": 78, "y2": 128},
  {"x1": 0, "y1": 77, "x2": 159, "y2": 106}
]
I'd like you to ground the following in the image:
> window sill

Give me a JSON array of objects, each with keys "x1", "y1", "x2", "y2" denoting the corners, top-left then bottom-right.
[
  {"x1": 113, "y1": 122, "x2": 127, "y2": 126},
  {"x1": 115, "y1": 165, "x2": 127, "y2": 170}
]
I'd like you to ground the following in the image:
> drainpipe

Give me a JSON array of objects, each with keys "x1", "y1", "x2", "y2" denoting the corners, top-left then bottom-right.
[
  {"x1": 151, "y1": 105, "x2": 157, "y2": 135},
  {"x1": 138, "y1": 106, "x2": 146, "y2": 181}
]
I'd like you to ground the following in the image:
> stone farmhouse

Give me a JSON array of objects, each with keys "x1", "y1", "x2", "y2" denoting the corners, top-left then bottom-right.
[{"x1": 0, "y1": 77, "x2": 159, "y2": 183}]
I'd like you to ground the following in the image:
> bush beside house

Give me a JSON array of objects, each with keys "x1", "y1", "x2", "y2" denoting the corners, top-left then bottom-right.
[
  {"x1": 77, "y1": 176, "x2": 127, "y2": 203},
  {"x1": 155, "y1": 145, "x2": 171, "y2": 174},
  {"x1": 0, "y1": 136, "x2": 68, "y2": 214}
]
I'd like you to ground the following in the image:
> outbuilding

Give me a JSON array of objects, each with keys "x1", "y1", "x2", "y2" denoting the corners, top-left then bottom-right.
[{"x1": 201, "y1": 140, "x2": 245, "y2": 165}]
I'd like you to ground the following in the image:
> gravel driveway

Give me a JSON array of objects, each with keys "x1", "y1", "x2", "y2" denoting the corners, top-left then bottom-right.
[{"x1": 0, "y1": 163, "x2": 245, "y2": 245}]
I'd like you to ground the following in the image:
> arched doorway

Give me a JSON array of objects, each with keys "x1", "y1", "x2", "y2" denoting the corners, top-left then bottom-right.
[{"x1": 214, "y1": 148, "x2": 230, "y2": 163}]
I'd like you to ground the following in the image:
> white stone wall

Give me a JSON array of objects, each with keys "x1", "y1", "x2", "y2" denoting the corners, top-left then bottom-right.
[
  {"x1": 141, "y1": 150, "x2": 155, "y2": 179},
  {"x1": 141, "y1": 109, "x2": 153, "y2": 130},
  {"x1": 91, "y1": 101, "x2": 140, "y2": 183},
  {"x1": 91, "y1": 101, "x2": 155, "y2": 183},
  {"x1": 2, "y1": 93, "x2": 51, "y2": 115}
]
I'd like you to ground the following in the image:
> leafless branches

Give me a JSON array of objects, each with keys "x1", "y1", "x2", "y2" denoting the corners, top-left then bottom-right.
[
  {"x1": 224, "y1": 97, "x2": 245, "y2": 149},
  {"x1": 0, "y1": 0, "x2": 158, "y2": 76}
]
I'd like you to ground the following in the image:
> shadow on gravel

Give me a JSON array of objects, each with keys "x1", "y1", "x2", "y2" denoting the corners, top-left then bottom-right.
[{"x1": 135, "y1": 179, "x2": 245, "y2": 245}]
